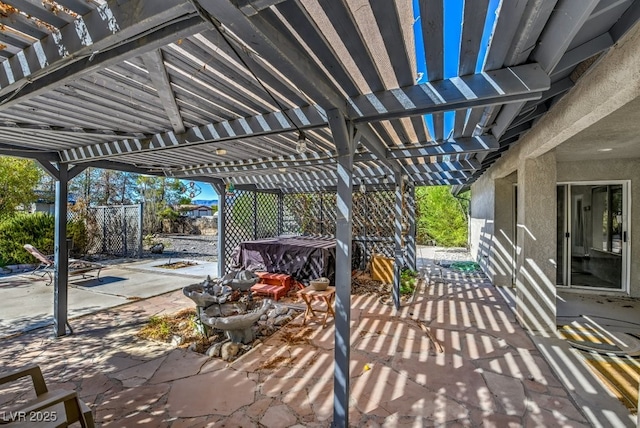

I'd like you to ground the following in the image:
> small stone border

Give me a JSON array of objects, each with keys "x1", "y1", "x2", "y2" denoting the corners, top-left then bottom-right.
[
  {"x1": 171, "y1": 302, "x2": 305, "y2": 362},
  {"x1": 0, "y1": 264, "x2": 37, "y2": 275}
]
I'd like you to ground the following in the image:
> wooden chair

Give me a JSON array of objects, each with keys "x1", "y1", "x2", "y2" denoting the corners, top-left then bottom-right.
[
  {"x1": 0, "y1": 364, "x2": 95, "y2": 427},
  {"x1": 23, "y1": 244, "x2": 104, "y2": 286}
]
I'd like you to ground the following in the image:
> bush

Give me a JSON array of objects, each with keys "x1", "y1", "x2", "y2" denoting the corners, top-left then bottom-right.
[
  {"x1": 400, "y1": 268, "x2": 418, "y2": 295},
  {"x1": 0, "y1": 213, "x2": 55, "y2": 265},
  {"x1": 0, "y1": 213, "x2": 88, "y2": 266},
  {"x1": 67, "y1": 219, "x2": 88, "y2": 257},
  {"x1": 159, "y1": 207, "x2": 179, "y2": 220},
  {"x1": 416, "y1": 186, "x2": 469, "y2": 247}
]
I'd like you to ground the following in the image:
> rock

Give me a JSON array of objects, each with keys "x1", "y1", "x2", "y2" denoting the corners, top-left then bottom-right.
[
  {"x1": 171, "y1": 335, "x2": 183, "y2": 346},
  {"x1": 275, "y1": 305, "x2": 288, "y2": 316},
  {"x1": 286, "y1": 309, "x2": 296, "y2": 317},
  {"x1": 221, "y1": 342, "x2": 241, "y2": 361},
  {"x1": 150, "y1": 243, "x2": 164, "y2": 254},
  {"x1": 274, "y1": 315, "x2": 291, "y2": 326},
  {"x1": 206, "y1": 341, "x2": 225, "y2": 357},
  {"x1": 267, "y1": 309, "x2": 277, "y2": 318},
  {"x1": 187, "y1": 343, "x2": 198, "y2": 352},
  {"x1": 260, "y1": 314, "x2": 268, "y2": 321}
]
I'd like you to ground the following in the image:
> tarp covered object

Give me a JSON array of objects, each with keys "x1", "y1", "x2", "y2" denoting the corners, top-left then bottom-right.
[{"x1": 233, "y1": 236, "x2": 336, "y2": 283}]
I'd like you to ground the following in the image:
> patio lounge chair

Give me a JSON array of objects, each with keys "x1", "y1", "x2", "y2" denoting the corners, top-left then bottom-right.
[
  {"x1": 23, "y1": 244, "x2": 104, "y2": 286},
  {"x1": 0, "y1": 364, "x2": 95, "y2": 427}
]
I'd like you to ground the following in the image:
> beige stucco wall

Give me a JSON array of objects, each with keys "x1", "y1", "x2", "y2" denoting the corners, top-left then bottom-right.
[
  {"x1": 469, "y1": 173, "x2": 494, "y2": 272},
  {"x1": 470, "y1": 172, "x2": 517, "y2": 286},
  {"x1": 557, "y1": 158, "x2": 640, "y2": 297},
  {"x1": 471, "y1": 157, "x2": 640, "y2": 297},
  {"x1": 515, "y1": 151, "x2": 557, "y2": 334}
]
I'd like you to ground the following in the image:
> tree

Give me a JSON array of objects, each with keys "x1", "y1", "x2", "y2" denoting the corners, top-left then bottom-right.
[
  {"x1": 136, "y1": 176, "x2": 190, "y2": 233},
  {"x1": 0, "y1": 156, "x2": 41, "y2": 217},
  {"x1": 415, "y1": 185, "x2": 469, "y2": 247}
]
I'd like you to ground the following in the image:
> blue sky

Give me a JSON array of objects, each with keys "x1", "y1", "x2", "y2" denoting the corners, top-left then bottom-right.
[
  {"x1": 192, "y1": 181, "x2": 218, "y2": 200},
  {"x1": 190, "y1": 1, "x2": 500, "y2": 201},
  {"x1": 413, "y1": 0, "x2": 500, "y2": 138}
]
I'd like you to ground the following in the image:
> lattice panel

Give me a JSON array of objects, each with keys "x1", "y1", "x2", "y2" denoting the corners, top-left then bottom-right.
[
  {"x1": 282, "y1": 193, "x2": 322, "y2": 235},
  {"x1": 81, "y1": 204, "x2": 142, "y2": 257},
  {"x1": 365, "y1": 191, "x2": 394, "y2": 238},
  {"x1": 256, "y1": 193, "x2": 279, "y2": 238},
  {"x1": 352, "y1": 192, "x2": 367, "y2": 237},
  {"x1": 363, "y1": 239, "x2": 395, "y2": 258},
  {"x1": 320, "y1": 193, "x2": 337, "y2": 236},
  {"x1": 225, "y1": 189, "x2": 409, "y2": 273},
  {"x1": 224, "y1": 190, "x2": 255, "y2": 270},
  {"x1": 224, "y1": 191, "x2": 280, "y2": 271}
]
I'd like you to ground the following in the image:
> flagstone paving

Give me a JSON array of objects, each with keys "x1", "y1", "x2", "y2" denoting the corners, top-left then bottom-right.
[{"x1": 0, "y1": 270, "x2": 591, "y2": 427}]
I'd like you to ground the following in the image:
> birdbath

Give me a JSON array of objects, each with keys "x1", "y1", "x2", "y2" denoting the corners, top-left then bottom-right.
[{"x1": 182, "y1": 272, "x2": 270, "y2": 344}]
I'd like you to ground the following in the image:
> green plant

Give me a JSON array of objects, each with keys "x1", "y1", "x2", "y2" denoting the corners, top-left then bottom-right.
[
  {"x1": 0, "y1": 156, "x2": 41, "y2": 216},
  {"x1": 399, "y1": 268, "x2": 418, "y2": 295},
  {"x1": 416, "y1": 186, "x2": 469, "y2": 247},
  {"x1": 66, "y1": 219, "x2": 88, "y2": 257},
  {"x1": 0, "y1": 213, "x2": 54, "y2": 265},
  {"x1": 0, "y1": 213, "x2": 90, "y2": 265},
  {"x1": 159, "y1": 207, "x2": 179, "y2": 220},
  {"x1": 139, "y1": 315, "x2": 172, "y2": 341}
]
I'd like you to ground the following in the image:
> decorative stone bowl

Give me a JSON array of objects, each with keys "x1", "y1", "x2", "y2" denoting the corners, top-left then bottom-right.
[{"x1": 310, "y1": 277, "x2": 330, "y2": 291}]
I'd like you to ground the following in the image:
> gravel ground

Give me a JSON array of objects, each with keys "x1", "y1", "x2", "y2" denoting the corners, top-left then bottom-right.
[
  {"x1": 143, "y1": 234, "x2": 218, "y2": 262},
  {"x1": 141, "y1": 238, "x2": 474, "y2": 266}
]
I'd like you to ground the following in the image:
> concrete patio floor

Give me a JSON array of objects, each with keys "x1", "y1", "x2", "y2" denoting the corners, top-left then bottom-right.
[
  {"x1": 0, "y1": 264, "x2": 609, "y2": 427},
  {"x1": 0, "y1": 257, "x2": 217, "y2": 338}
]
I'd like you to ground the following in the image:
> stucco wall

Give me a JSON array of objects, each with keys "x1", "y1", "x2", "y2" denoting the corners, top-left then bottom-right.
[
  {"x1": 557, "y1": 158, "x2": 640, "y2": 297},
  {"x1": 470, "y1": 173, "x2": 495, "y2": 276},
  {"x1": 470, "y1": 172, "x2": 517, "y2": 286}
]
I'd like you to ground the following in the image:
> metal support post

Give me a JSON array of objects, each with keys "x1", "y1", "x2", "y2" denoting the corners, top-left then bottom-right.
[
  {"x1": 406, "y1": 183, "x2": 417, "y2": 271},
  {"x1": 212, "y1": 182, "x2": 226, "y2": 277},
  {"x1": 138, "y1": 202, "x2": 144, "y2": 258},
  {"x1": 53, "y1": 164, "x2": 69, "y2": 337},
  {"x1": 393, "y1": 171, "x2": 404, "y2": 310},
  {"x1": 122, "y1": 205, "x2": 127, "y2": 256},
  {"x1": 329, "y1": 110, "x2": 356, "y2": 428}
]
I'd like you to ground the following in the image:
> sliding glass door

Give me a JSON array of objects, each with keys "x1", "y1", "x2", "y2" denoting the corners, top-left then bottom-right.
[{"x1": 557, "y1": 182, "x2": 629, "y2": 291}]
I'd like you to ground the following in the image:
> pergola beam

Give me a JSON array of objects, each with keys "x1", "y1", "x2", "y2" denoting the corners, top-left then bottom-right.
[
  {"x1": 195, "y1": 0, "x2": 346, "y2": 110},
  {"x1": 61, "y1": 105, "x2": 328, "y2": 163},
  {"x1": 142, "y1": 49, "x2": 186, "y2": 134},
  {"x1": 550, "y1": 33, "x2": 613, "y2": 79},
  {"x1": 226, "y1": 169, "x2": 469, "y2": 188},
  {"x1": 60, "y1": 64, "x2": 547, "y2": 164},
  {"x1": 0, "y1": 0, "x2": 202, "y2": 109},
  {"x1": 387, "y1": 136, "x2": 498, "y2": 159},
  {"x1": 348, "y1": 64, "x2": 549, "y2": 123},
  {"x1": 235, "y1": 0, "x2": 287, "y2": 16},
  {"x1": 492, "y1": 0, "x2": 599, "y2": 139},
  {"x1": 0, "y1": 146, "x2": 59, "y2": 161},
  {"x1": 356, "y1": 124, "x2": 402, "y2": 172}
]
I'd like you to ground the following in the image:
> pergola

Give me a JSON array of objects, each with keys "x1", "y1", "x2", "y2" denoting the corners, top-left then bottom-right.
[{"x1": 0, "y1": 0, "x2": 637, "y2": 425}]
